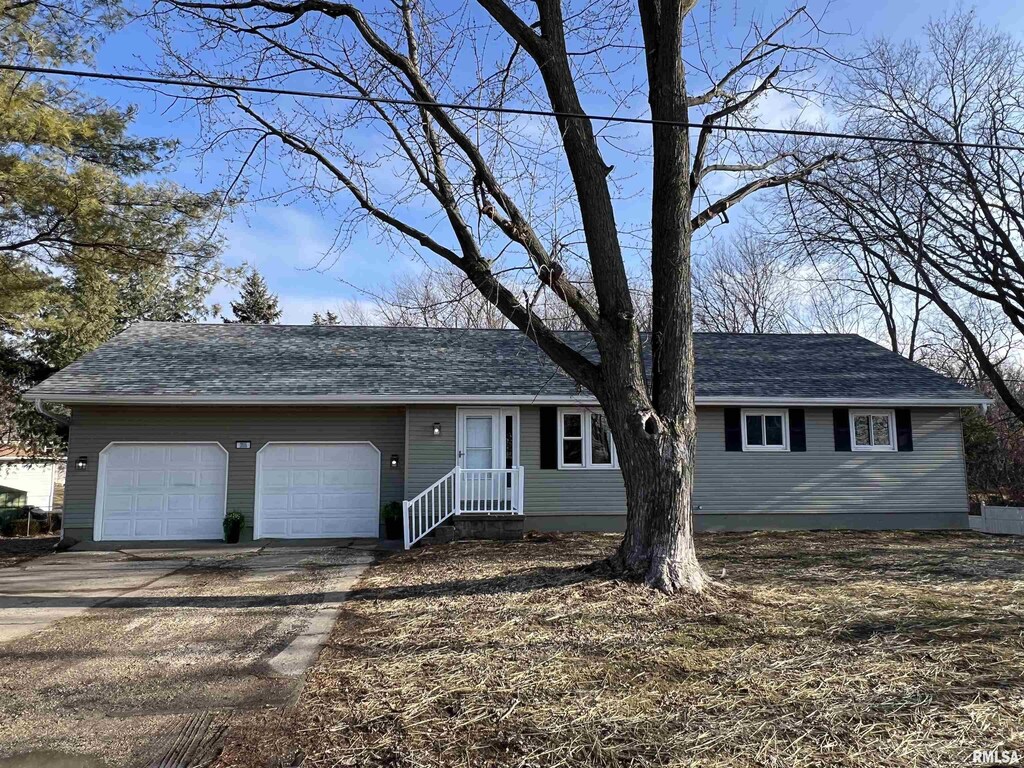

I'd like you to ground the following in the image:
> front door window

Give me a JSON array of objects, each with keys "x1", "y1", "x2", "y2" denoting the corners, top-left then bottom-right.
[{"x1": 464, "y1": 415, "x2": 495, "y2": 469}]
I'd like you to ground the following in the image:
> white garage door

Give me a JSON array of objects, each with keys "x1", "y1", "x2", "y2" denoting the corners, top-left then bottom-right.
[
  {"x1": 96, "y1": 443, "x2": 228, "y2": 541},
  {"x1": 255, "y1": 443, "x2": 380, "y2": 539}
]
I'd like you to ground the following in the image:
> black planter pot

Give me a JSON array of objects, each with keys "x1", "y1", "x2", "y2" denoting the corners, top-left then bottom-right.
[
  {"x1": 384, "y1": 516, "x2": 403, "y2": 540},
  {"x1": 224, "y1": 521, "x2": 242, "y2": 544}
]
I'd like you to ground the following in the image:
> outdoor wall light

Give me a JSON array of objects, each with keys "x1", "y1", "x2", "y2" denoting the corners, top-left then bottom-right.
[
  {"x1": 432, "y1": 422, "x2": 442, "y2": 436},
  {"x1": 390, "y1": 454, "x2": 400, "y2": 468},
  {"x1": 75, "y1": 456, "x2": 88, "y2": 470},
  {"x1": 235, "y1": 441, "x2": 251, "y2": 449}
]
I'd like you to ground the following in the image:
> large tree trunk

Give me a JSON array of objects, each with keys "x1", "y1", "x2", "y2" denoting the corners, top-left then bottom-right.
[{"x1": 602, "y1": 391, "x2": 708, "y2": 594}]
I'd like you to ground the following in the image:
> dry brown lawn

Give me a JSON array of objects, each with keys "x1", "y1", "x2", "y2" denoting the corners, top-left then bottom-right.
[
  {"x1": 0, "y1": 535, "x2": 57, "y2": 568},
  {"x1": 218, "y1": 531, "x2": 1024, "y2": 768}
]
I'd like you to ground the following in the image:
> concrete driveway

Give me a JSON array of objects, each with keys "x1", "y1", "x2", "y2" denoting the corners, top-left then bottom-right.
[{"x1": 0, "y1": 543, "x2": 375, "y2": 767}]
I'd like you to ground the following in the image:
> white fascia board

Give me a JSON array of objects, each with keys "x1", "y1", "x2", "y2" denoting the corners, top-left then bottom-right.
[
  {"x1": 695, "y1": 396, "x2": 993, "y2": 407},
  {"x1": 27, "y1": 393, "x2": 991, "y2": 407},
  {"x1": 25, "y1": 393, "x2": 601, "y2": 405}
]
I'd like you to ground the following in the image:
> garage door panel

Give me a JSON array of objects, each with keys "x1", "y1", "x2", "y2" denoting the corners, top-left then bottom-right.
[
  {"x1": 137, "y1": 446, "x2": 167, "y2": 466},
  {"x1": 321, "y1": 470, "x2": 348, "y2": 487},
  {"x1": 322, "y1": 515, "x2": 376, "y2": 535},
  {"x1": 167, "y1": 494, "x2": 196, "y2": 512},
  {"x1": 290, "y1": 469, "x2": 319, "y2": 487},
  {"x1": 102, "y1": 519, "x2": 132, "y2": 538},
  {"x1": 105, "y1": 447, "x2": 137, "y2": 469},
  {"x1": 136, "y1": 495, "x2": 165, "y2": 513},
  {"x1": 168, "y1": 470, "x2": 196, "y2": 486},
  {"x1": 288, "y1": 518, "x2": 320, "y2": 535},
  {"x1": 291, "y1": 494, "x2": 319, "y2": 510},
  {"x1": 256, "y1": 442, "x2": 379, "y2": 539},
  {"x1": 260, "y1": 519, "x2": 288, "y2": 536},
  {"x1": 196, "y1": 494, "x2": 223, "y2": 513},
  {"x1": 167, "y1": 445, "x2": 198, "y2": 463},
  {"x1": 97, "y1": 443, "x2": 227, "y2": 541},
  {"x1": 262, "y1": 494, "x2": 290, "y2": 511},
  {"x1": 133, "y1": 519, "x2": 163, "y2": 537},
  {"x1": 291, "y1": 446, "x2": 320, "y2": 463},
  {"x1": 260, "y1": 469, "x2": 290, "y2": 488},
  {"x1": 137, "y1": 470, "x2": 166, "y2": 489},
  {"x1": 106, "y1": 470, "x2": 136, "y2": 490}
]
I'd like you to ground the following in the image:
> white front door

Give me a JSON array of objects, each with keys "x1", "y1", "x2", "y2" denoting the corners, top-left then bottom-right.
[
  {"x1": 458, "y1": 410, "x2": 500, "y2": 470},
  {"x1": 456, "y1": 408, "x2": 519, "y2": 511}
]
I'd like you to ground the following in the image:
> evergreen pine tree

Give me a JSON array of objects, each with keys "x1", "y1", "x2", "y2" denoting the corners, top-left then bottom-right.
[
  {"x1": 226, "y1": 271, "x2": 282, "y2": 324},
  {"x1": 311, "y1": 310, "x2": 340, "y2": 326}
]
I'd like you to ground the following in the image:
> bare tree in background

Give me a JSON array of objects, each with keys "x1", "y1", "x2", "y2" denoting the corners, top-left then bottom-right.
[
  {"x1": 333, "y1": 266, "x2": 652, "y2": 331},
  {"x1": 156, "y1": 0, "x2": 834, "y2": 592},
  {"x1": 693, "y1": 229, "x2": 794, "y2": 333},
  {"x1": 788, "y1": 10, "x2": 1024, "y2": 422}
]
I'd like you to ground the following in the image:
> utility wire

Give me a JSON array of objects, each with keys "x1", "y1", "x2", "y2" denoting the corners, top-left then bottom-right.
[{"x1": 5, "y1": 62, "x2": 1024, "y2": 153}]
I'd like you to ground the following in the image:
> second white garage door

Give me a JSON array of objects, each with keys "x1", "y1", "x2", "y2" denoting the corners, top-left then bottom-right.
[{"x1": 255, "y1": 442, "x2": 380, "y2": 538}]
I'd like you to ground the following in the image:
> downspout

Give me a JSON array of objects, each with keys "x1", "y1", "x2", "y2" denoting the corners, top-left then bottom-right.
[
  {"x1": 33, "y1": 399, "x2": 70, "y2": 545},
  {"x1": 34, "y1": 399, "x2": 70, "y2": 426}
]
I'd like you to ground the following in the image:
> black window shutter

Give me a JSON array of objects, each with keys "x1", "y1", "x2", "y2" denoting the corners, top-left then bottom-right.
[
  {"x1": 724, "y1": 408, "x2": 742, "y2": 451},
  {"x1": 895, "y1": 408, "x2": 914, "y2": 452},
  {"x1": 539, "y1": 406, "x2": 558, "y2": 469},
  {"x1": 833, "y1": 408, "x2": 851, "y2": 451},
  {"x1": 789, "y1": 408, "x2": 807, "y2": 452}
]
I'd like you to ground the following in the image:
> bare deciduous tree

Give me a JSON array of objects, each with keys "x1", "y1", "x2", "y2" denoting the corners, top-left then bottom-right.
[
  {"x1": 156, "y1": 0, "x2": 834, "y2": 592},
  {"x1": 788, "y1": 10, "x2": 1024, "y2": 422},
  {"x1": 693, "y1": 229, "x2": 795, "y2": 333}
]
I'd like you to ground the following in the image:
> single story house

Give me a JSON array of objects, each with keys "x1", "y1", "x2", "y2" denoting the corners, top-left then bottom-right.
[{"x1": 24, "y1": 323, "x2": 986, "y2": 546}]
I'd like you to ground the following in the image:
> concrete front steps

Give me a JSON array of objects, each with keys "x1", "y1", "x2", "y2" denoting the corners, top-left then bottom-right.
[{"x1": 428, "y1": 514, "x2": 525, "y2": 544}]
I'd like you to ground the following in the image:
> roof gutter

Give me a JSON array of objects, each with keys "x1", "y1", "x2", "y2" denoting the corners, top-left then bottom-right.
[
  {"x1": 33, "y1": 399, "x2": 71, "y2": 426},
  {"x1": 23, "y1": 393, "x2": 993, "y2": 407}
]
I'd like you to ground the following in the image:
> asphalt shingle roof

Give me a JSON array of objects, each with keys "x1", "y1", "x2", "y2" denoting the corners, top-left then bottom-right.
[{"x1": 25, "y1": 322, "x2": 985, "y2": 404}]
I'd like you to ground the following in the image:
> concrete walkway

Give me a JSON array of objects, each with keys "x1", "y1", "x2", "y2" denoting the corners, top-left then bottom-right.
[{"x1": 0, "y1": 543, "x2": 375, "y2": 767}]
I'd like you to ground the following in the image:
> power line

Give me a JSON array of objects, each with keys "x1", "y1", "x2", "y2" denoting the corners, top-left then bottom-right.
[{"x1": 5, "y1": 62, "x2": 1024, "y2": 153}]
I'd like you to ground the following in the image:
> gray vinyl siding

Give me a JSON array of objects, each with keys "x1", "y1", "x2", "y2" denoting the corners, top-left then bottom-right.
[
  {"x1": 64, "y1": 405, "x2": 405, "y2": 541},
  {"x1": 63, "y1": 403, "x2": 969, "y2": 541},
  {"x1": 405, "y1": 406, "x2": 457, "y2": 498},
  {"x1": 519, "y1": 405, "x2": 627, "y2": 516},
  {"x1": 691, "y1": 407, "x2": 968, "y2": 519},
  {"x1": 517, "y1": 406, "x2": 968, "y2": 528}
]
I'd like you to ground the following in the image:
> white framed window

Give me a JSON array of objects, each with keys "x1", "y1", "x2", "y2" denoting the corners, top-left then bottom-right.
[
  {"x1": 558, "y1": 408, "x2": 618, "y2": 469},
  {"x1": 850, "y1": 409, "x2": 896, "y2": 452},
  {"x1": 741, "y1": 409, "x2": 789, "y2": 452}
]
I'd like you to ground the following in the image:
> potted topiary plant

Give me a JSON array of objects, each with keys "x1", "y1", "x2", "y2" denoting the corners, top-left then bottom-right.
[
  {"x1": 381, "y1": 501, "x2": 403, "y2": 540},
  {"x1": 223, "y1": 510, "x2": 245, "y2": 544}
]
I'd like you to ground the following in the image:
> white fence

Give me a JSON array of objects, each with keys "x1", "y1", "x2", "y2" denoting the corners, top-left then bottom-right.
[{"x1": 969, "y1": 504, "x2": 1024, "y2": 535}]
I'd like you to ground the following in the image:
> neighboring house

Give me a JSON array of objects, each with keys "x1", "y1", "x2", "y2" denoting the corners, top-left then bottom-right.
[
  {"x1": 0, "y1": 446, "x2": 65, "y2": 512},
  {"x1": 23, "y1": 323, "x2": 986, "y2": 546}
]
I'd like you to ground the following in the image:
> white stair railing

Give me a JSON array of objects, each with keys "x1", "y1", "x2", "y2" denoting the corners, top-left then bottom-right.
[
  {"x1": 403, "y1": 466, "x2": 525, "y2": 549},
  {"x1": 457, "y1": 467, "x2": 524, "y2": 514},
  {"x1": 403, "y1": 468, "x2": 458, "y2": 549}
]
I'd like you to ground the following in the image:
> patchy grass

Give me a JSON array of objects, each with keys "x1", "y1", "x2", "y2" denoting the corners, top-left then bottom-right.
[
  {"x1": 0, "y1": 535, "x2": 57, "y2": 568},
  {"x1": 218, "y1": 531, "x2": 1024, "y2": 768}
]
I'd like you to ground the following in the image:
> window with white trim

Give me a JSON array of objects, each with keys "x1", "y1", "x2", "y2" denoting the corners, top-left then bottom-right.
[
  {"x1": 558, "y1": 408, "x2": 618, "y2": 469},
  {"x1": 742, "y1": 409, "x2": 789, "y2": 451},
  {"x1": 850, "y1": 409, "x2": 895, "y2": 451}
]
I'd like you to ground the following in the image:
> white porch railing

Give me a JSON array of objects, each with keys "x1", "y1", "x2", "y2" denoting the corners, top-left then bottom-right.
[{"x1": 403, "y1": 466, "x2": 524, "y2": 549}]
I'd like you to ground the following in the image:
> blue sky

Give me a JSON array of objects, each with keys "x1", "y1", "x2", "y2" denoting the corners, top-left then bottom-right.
[{"x1": 83, "y1": 0, "x2": 1023, "y2": 323}]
